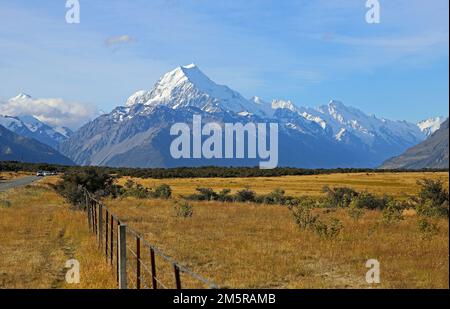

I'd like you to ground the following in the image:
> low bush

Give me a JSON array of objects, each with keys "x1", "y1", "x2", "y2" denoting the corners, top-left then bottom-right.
[
  {"x1": 173, "y1": 201, "x2": 194, "y2": 218},
  {"x1": 322, "y1": 186, "x2": 358, "y2": 208},
  {"x1": 54, "y1": 169, "x2": 120, "y2": 209},
  {"x1": 292, "y1": 203, "x2": 342, "y2": 239},
  {"x1": 153, "y1": 184, "x2": 172, "y2": 199},
  {"x1": 347, "y1": 204, "x2": 365, "y2": 220},
  {"x1": 0, "y1": 199, "x2": 12, "y2": 208},
  {"x1": 382, "y1": 199, "x2": 404, "y2": 224},
  {"x1": 235, "y1": 188, "x2": 257, "y2": 203},
  {"x1": 121, "y1": 180, "x2": 152, "y2": 199},
  {"x1": 413, "y1": 179, "x2": 449, "y2": 218},
  {"x1": 313, "y1": 217, "x2": 343, "y2": 239},
  {"x1": 292, "y1": 204, "x2": 318, "y2": 229},
  {"x1": 417, "y1": 218, "x2": 440, "y2": 240},
  {"x1": 217, "y1": 189, "x2": 233, "y2": 202},
  {"x1": 186, "y1": 187, "x2": 218, "y2": 201},
  {"x1": 349, "y1": 191, "x2": 389, "y2": 210}
]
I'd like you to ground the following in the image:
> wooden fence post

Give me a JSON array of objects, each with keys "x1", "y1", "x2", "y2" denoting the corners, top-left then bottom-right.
[
  {"x1": 118, "y1": 224, "x2": 127, "y2": 289},
  {"x1": 105, "y1": 210, "x2": 109, "y2": 258},
  {"x1": 110, "y1": 214, "x2": 114, "y2": 266},
  {"x1": 150, "y1": 248, "x2": 157, "y2": 289},
  {"x1": 86, "y1": 193, "x2": 92, "y2": 232},
  {"x1": 93, "y1": 202, "x2": 97, "y2": 235},
  {"x1": 97, "y1": 204, "x2": 103, "y2": 247},
  {"x1": 136, "y1": 237, "x2": 141, "y2": 289},
  {"x1": 174, "y1": 264, "x2": 182, "y2": 289}
]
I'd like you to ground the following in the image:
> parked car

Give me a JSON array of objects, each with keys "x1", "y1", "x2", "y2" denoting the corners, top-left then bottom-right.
[{"x1": 36, "y1": 171, "x2": 44, "y2": 177}]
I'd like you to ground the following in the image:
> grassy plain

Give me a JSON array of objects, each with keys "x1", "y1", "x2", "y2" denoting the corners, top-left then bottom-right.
[
  {"x1": 107, "y1": 171, "x2": 449, "y2": 288},
  {"x1": 0, "y1": 172, "x2": 448, "y2": 289},
  {"x1": 119, "y1": 172, "x2": 449, "y2": 199}
]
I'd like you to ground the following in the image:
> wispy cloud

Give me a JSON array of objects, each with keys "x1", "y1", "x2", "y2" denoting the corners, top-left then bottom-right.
[
  {"x1": 0, "y1": 96, "x2": 98, "y2": 129},
  {"x1": 105, "y1": 35, "x2": 136, "y2": 46}
]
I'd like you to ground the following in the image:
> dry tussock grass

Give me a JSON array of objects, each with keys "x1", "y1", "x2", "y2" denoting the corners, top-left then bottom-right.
[
  {"x1": 105, "y1": 196, "x2": 449, "y2": 288},
  {"x1": 0, "y1": 179, "x2": 116, "y2": 289},
  {"x1": 0, "y1": 171, "x2": 32, "y2": 181}
]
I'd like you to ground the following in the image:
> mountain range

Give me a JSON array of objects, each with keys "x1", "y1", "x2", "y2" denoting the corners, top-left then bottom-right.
[
  {"x1": 0, "y1": 64, "x2": 447, "y2": 168},
  {"x1": 0, "y1": 94, "x2": 73, "y2": 149},
  {"x1": 0, "y1": 123, "x2": 74, "y2": 165},
  {"x1": 53, "y1": 64, "x2": 446, "y2": 169},
  {"x1": 381, "y1": 118, "x2": 449, "y2": 169}
]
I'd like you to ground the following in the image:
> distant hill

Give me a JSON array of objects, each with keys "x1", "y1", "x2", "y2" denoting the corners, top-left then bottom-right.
[
  {"x1": 380, "y1": 118, "x2": 449, "y2": 169},
  {"x1": 0, "y1": 124, "x2": 75, "y2": 165}
]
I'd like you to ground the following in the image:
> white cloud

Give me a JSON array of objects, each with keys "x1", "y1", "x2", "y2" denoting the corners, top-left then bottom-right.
[
  {"x1": 0, "y1": 96, "x2": 98, "y2": 129},
  {"x1": 105, "y1": 35, "x2": 135, "y2": 46}
]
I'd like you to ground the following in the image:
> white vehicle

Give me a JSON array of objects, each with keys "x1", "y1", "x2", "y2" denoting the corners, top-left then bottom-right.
[{"x1": 36, "y1": 171, "x2": 44, "y2": 177}]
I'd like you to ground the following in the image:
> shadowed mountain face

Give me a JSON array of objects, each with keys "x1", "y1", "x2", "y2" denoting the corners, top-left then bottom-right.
[
  {"x1": 380, "y1": 119, "x2": 449, "y2": 169},
  {"x1": 59, "y1": 64, "x2": 441, "y2": 168},
  {"x1": 0, "y1": 124, "x2": 74, "y2": 165}
]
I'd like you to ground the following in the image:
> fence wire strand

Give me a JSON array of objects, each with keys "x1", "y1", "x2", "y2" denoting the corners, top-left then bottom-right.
[{"x1": 84, "y1": 190, "x2": 218, "y2": 289}]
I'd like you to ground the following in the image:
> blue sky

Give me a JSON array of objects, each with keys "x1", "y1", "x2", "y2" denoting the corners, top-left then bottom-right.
[{"x1": 0, "y1": 0, "x2": 448, "y2": 126}]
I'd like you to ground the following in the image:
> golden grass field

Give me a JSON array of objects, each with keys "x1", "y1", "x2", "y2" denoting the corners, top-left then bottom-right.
[
  {"x1": 107, "y1": 172, "x2": 449, "y2": 288},
  {"x1": 119, "y1": 172, "x2": 449, "y2": 199},
  {"x1": 0, "y1": 177, "x2": 116, "y2": 289},
  {"x1": 0, "y1": 171, "x2": 448, "y2": 289}
]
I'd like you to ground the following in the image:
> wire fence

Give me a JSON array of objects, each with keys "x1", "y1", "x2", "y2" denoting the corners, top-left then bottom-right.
[{"x1": 84, "y1": 189, "x2": 218, "y2": 289}]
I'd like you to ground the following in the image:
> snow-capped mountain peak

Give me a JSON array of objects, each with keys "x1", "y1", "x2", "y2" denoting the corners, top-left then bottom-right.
[
  {"x1": 417, "y1": 116, "x2": 445, "y2": 136},
  {"x1": 10, "y1": 93, "x2": 32, "y2": 101},
  {"x1": 272, "y1": 99, "x2": 297, "y2": 112},
  {"x1": 124, "y1": 64, "x2": 266, "y2": 115}
]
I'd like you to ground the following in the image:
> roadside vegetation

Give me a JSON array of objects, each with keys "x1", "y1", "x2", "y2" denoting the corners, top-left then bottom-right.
[{"x1": 0, "y1": 178, "x2": 116, "y2": 288}]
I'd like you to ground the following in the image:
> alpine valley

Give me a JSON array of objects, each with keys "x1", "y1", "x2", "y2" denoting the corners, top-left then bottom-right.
[{"x1": 53, "y1": 64, "x2": 446, "y2": 169}]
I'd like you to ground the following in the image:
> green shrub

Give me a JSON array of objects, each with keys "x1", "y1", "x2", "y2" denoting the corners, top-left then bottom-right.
[
  {"x1": 349, "y1": 191, "x2": 388, "y2": 210},
  {"x1": 174, "y1": 201, "x2": 194, "y2": 218},
  {"x1": 153, "y1": 184, "x2": 172, "y2": 199},
  {"x1": 313, "y1": 218, "x2": 343, "y2": 239},
  {"x1": 121, "y1": 180, "x2": 153, "y2": 199},
  {"x1": 417, "y1": 218, "x2": 440, "y2": 240},
  {"x1": 54, "y1": 168, "x2": 120, "y2": 209},
  {"x1": 292, "y1": 204, "x2": 319, "y2": 229},
  {"x1": 262, "y1": 188, "x2": 286, "y2": 205},
  {"x1": 0, "y1": 200, "x2": 12, "y2": 208},
  {"x1": 382, "y1": 199, "x2": 404, "y2": 224},
  {"x1": 218, "y1": 189, "x2": 233, "y2": 202},
  {"x1": 414, "y1": 179, "x2": 449, "y2": 218},
  {"x1": 322, "y1": 186, "x2": 358, "y2": 208},
  {"x1": 348, "y1": 201, "x2": 365, "y2": 220},
  {"x1": 235, "y1": 188, "x2": 256, "y2": 203}
]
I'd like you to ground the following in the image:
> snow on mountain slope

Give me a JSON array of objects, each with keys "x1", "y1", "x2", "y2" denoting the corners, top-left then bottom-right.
[
  {"x1": 0, "y1": 94, "x2": 73, "y2": 149},
  {"x1": 417, "y1": 116, "x2": 445, "y2": 136},
  {"x1": 276, "y1": 100, "x2": 427, "y2": 147},
  {"x1": 120, "y1": 64, "x2": 268, "y2": 117},
  {"x1": 125, "y1": 90, "x2": 151, "y2": 107}
]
